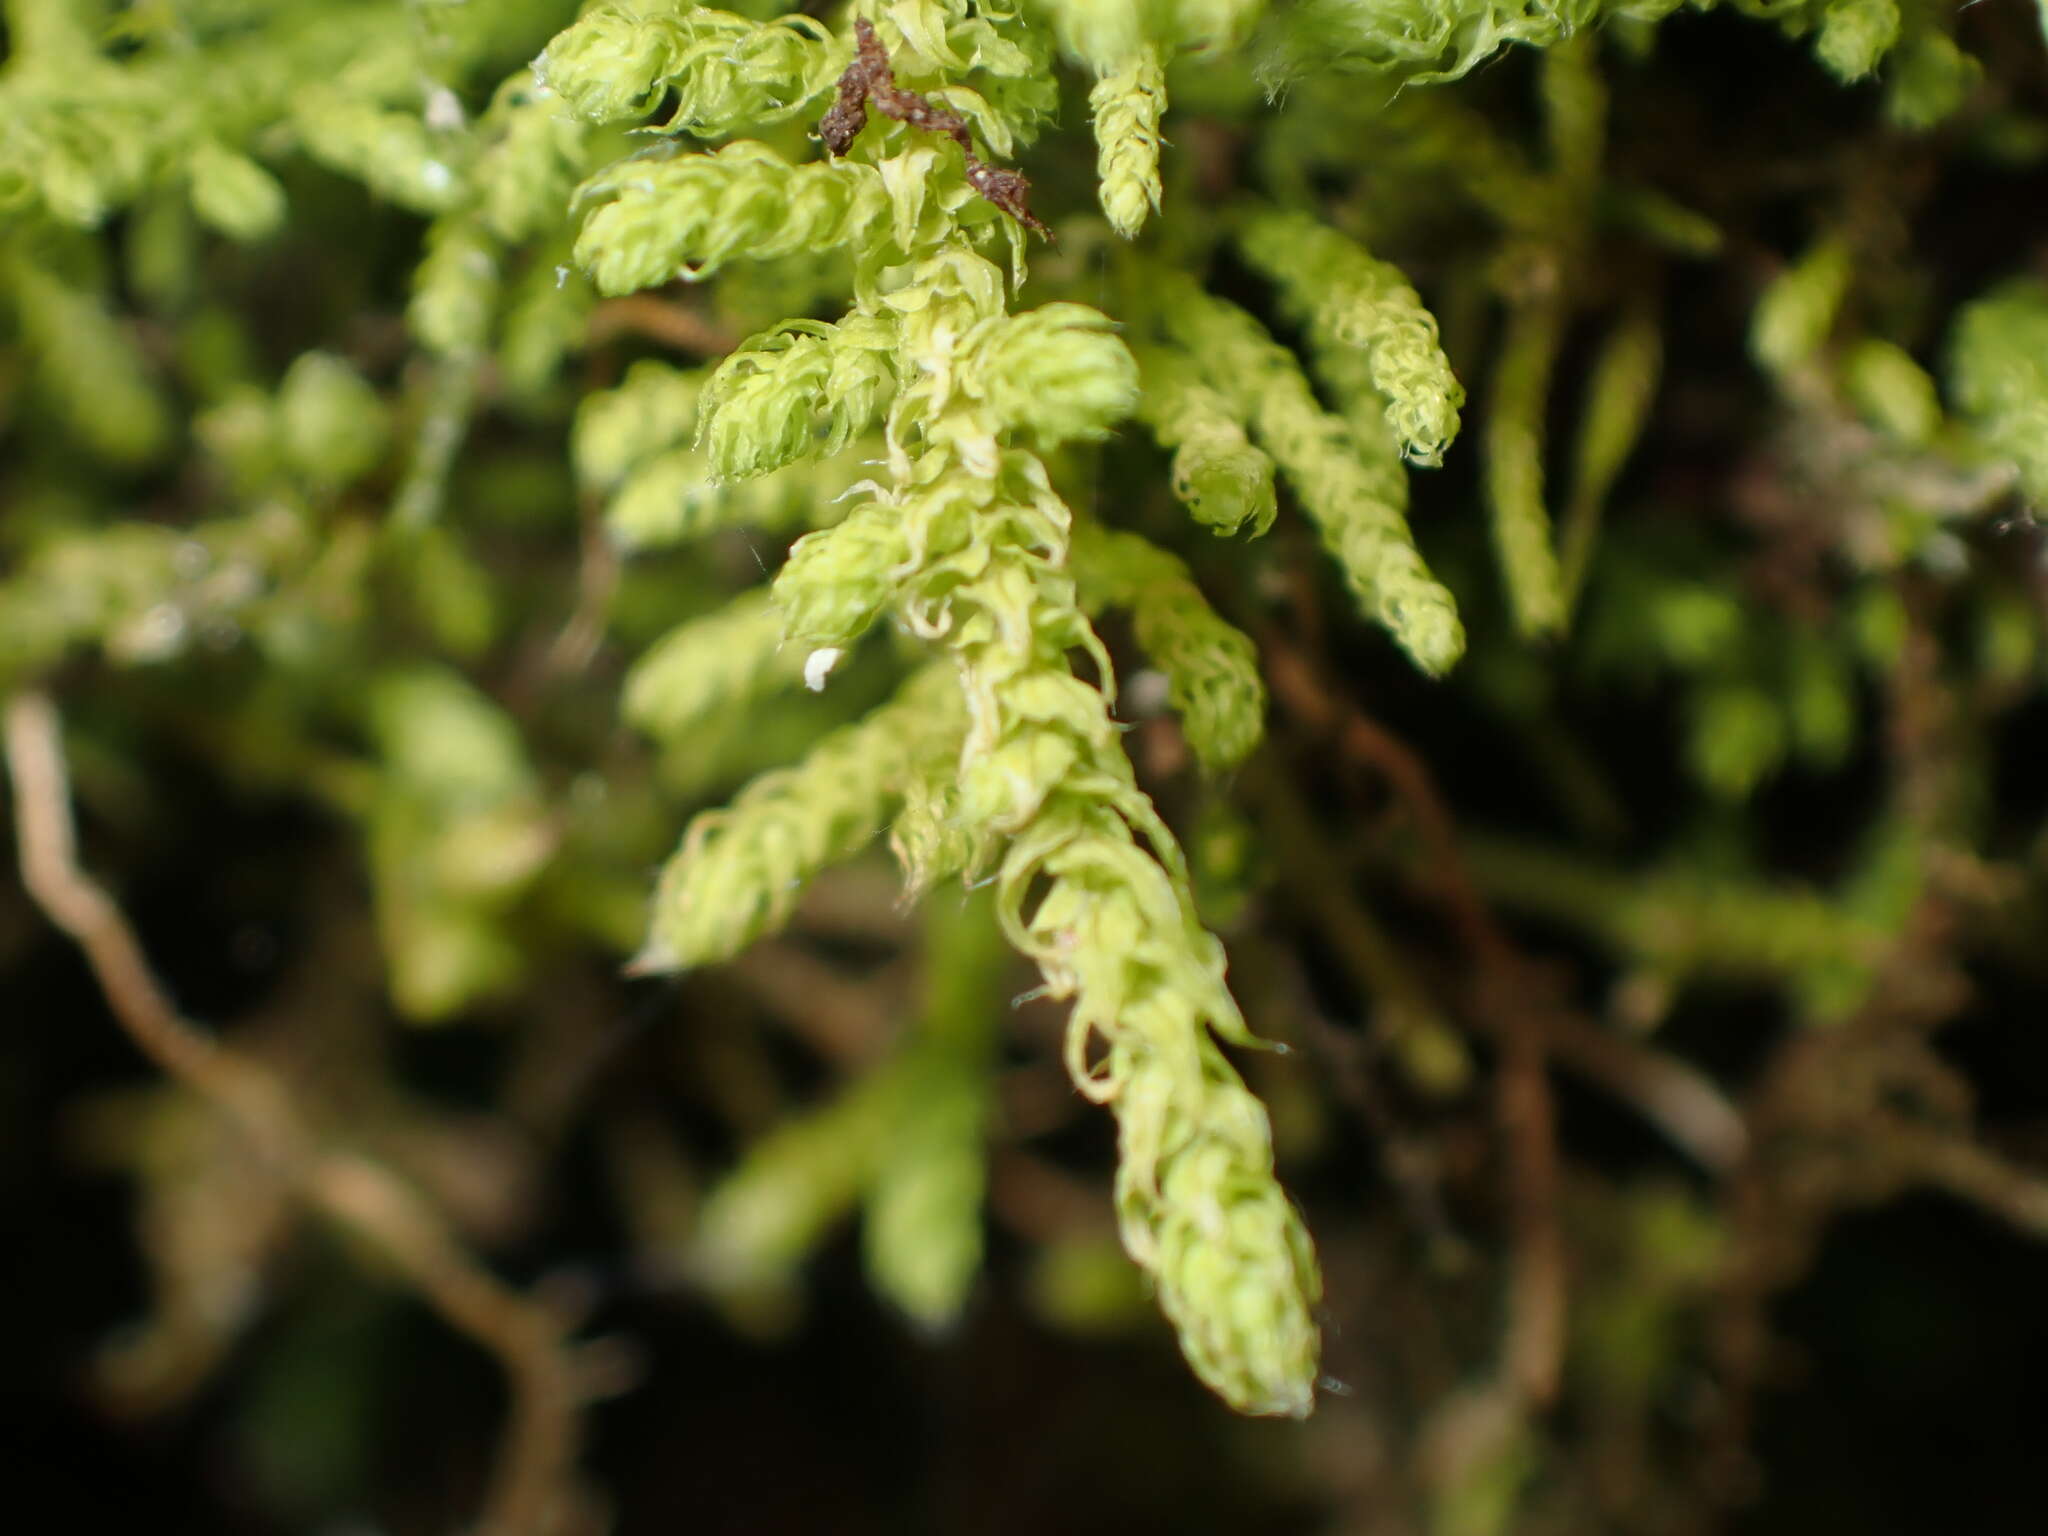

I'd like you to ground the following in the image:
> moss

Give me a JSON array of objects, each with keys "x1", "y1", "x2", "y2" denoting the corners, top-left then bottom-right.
[{"x1": 8, "y1": 0, "x2": 2048, "y2": 1522}]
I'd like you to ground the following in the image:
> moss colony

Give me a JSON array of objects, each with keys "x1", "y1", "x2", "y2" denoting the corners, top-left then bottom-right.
[{"x1": 6, "y1": 1, "x2": 2048, "y2": 1531}]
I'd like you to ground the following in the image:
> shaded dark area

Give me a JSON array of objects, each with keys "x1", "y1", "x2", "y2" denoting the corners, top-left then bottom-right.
[{"x1": 1739, "y1": 1196, "x2": 2048, "y2": 1536}]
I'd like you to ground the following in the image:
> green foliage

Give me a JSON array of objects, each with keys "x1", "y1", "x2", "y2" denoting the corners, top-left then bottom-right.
[
  {"x1": 1073, "y1": 525, "x2": 1266, "y2": 773},
  {"x1": 574, "y1": 141, "x2": 890, "y2": 291},
  {"x1": 1149, "y1": 270, "x2": 1465, "y2": 675},
  {"x1": 1239, "y1": 208, "x2": 1465, "y2": 467},
  {"x1": 1089, "y1": 45, "x2": 1167, "y2": 238},
  {"x1": 9, "y1": 0, "x2": 2048, "y2": 1520},
  {"x1": 642, "y1": 664, "x2": 966, "y2": 970},
  {"x1": 1134, "y1": 346, "x2": 1280, "y2": 535},
  {"x1": 1950, "y1": 281, "x2": 2048, "y2": 506}
]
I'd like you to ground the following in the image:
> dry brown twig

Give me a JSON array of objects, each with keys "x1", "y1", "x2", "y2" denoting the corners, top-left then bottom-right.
[
  {"x1": 821, "y1": 18, "x2": 1051, "y2": 238},
  {"x1": 4, "y1": 690, "x2": 603, "y2": 1536}
]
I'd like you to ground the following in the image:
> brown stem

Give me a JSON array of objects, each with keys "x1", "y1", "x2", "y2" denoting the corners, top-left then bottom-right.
[
  {"x1": 586, "y1": 293, "x2": 737, "y2": 356},
  {"x1": 1261, "y1": 635, "x2": 1503, "y2": 962},
  {"x1": 1492, "y1": 971, "x2": 1565, "y2": 1406},
  {"x1": 5, "y1": 691, "x2": 591, "y2": 1536}
]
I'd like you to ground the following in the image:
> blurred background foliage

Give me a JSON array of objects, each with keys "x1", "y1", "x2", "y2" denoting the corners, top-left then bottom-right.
[{"x1": 7, "y1": 0, "x2": 2048, "y2": 1532}]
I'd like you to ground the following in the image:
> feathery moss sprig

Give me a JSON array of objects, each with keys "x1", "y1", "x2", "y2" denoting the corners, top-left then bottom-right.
[
  {"x1": 1465, "y1": 832, "x2": 1888, "y2": 1018},
  {"x1": 690, "y1": 1050, "x2": 909, "y2": 1311},
  {"x1": 11, "y1": 0, "x2": 2046, "y2": 1497},
  {"x1": 749, "y1": 222, "x2": 1320, "y2": 1411},
  {"x1": 861, "y1": 888, "x2": 1007, "y2": 1331},
  {"x1": 574, "y1": 141, "x2": 892, "y2": 293},
  {"x1": 690, "y1": 888, "x2": 1005, "y2": 1330},
  {"x1": 575, "y1": 353, "x2": 870, "y2": 549},
  {"x1": 1238, "y1": 209, "x2": 1465, "y2": 467},
  {"x1": 1073, "y1": 525, "x2": 1267, "y2": 774},
  {"x1": 532, "y1": 10, "x2": 1337, "y2": 1384},
  {"x1": 639, "y1": 665, "x2": 967, "y2": 973},
  {"x1": 1152, "y1": 272, "x2": 1465, "y2": 675},
  {"x1": 1090, "y1": 47, "x2": 1167, "y2": 239},
  {"x1": 1000, "y1": 798, "x2": 1322, "y2": 1415},
  {"x1": 1261, "y1": 0, "x2": 1683, "y2": 87}
]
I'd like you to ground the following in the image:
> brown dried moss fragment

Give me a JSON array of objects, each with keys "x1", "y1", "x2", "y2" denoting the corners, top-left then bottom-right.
[{"x1": 820, "y1": 18, "x2": 1050, "y2": 239}]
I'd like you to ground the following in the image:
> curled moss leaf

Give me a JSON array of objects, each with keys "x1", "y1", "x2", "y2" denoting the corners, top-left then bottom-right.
[
  {"x1": 1136, "y1": 348, "x2": 1278, "y2": 536},
  {"x1": 700, "y1": 317, "x2": 898, "y2": 481},
  {"x1": 969, "y1": 303, "x2": 1142, "y2": 446},
  {"x1": 773, "y1": 499, "x2": 917, "y2": 648},
  {"x1": 538, "y1": 4, "x2": 842, "y2": 134}
]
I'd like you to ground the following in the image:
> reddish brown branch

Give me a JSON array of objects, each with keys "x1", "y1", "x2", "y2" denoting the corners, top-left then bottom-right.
[
  {"x1": 1492, "y1": 980, "x2": 1565, "y2": 1405},
  {"x1": 822, "y1": 18, "x2": 1050, "y2": 239},
  {"x1": 1261, "y1": 636, "x2": 1503, "y2": 962},
  {"x1": 1261, "y1": 630, "x2": 1567, "y2": 1403}
]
